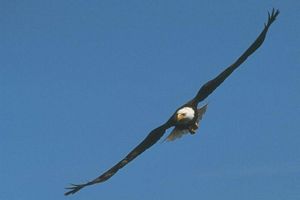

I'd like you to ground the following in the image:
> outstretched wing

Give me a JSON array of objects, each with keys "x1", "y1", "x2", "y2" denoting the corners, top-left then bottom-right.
[
  {"x1": 65, "y1": 122, "x2": 173, "y2": 196},
  {"x1": 190, "y1": 9, "x2": 279, "y2": 107}
]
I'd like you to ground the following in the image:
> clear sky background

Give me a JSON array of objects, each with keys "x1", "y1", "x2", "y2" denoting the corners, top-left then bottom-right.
[{"x1": 1, "y1": 1, "x2": 300, "y2": 199}]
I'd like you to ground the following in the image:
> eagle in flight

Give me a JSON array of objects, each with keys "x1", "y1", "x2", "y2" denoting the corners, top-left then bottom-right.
[{"x1": 65, "y1": 9, "x2": 279, "y2": 195}]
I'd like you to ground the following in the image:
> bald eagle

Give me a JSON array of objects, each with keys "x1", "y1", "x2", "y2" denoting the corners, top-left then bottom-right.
[{"x1": 65, "y1": 9, "x2": 279, "y2": 195}]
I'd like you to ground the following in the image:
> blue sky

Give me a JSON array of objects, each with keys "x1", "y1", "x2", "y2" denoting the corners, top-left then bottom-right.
[{"x1": 1, "y1": 1, "x2": 300, "y2": 199}]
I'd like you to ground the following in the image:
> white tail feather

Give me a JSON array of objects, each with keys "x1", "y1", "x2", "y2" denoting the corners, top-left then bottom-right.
[{"x1": 165, "y1": 128, "x2": 189, "y2": 141}]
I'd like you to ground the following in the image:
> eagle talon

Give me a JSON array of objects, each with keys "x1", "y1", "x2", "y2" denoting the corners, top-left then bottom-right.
[{"x1": 189, "y1": 123, "x2": 199, "y2": 134}]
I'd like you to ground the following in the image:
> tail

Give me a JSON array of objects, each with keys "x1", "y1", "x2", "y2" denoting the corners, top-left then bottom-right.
[{"x1": 197, "y1": 104, "x2": 208, "y2": 122}]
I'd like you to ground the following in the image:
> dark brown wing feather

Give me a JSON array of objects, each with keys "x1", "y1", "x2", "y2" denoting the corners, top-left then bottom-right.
[
  {"x1": 190, "y1": 9, "x2": 279, "y2": 107},
  {"x1": 65, "y1": 122, "x2": 172, "y2": 196}
]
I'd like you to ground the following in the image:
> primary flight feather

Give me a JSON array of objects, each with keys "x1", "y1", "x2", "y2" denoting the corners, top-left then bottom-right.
[{"x1": 65, "y1": 9, "x2": 279, "y2": 196}]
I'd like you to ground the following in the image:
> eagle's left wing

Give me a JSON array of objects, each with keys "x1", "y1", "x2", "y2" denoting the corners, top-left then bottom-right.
[
  {"x1": 65, "y1": 122, "x2": 173, "y2": 195},
  {"x1": 190, "y1": 9, "x2": 279, "y2": 107}
]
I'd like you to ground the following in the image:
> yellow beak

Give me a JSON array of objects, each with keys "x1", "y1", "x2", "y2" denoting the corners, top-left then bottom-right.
[{"x1": 176, "y1": 113, "x2": 185, "y2": 121}]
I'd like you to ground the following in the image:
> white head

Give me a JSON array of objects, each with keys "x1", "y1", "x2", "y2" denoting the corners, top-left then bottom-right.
[{"x1": 176, "y1": 107, "x2": 195, "y2": 122}]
